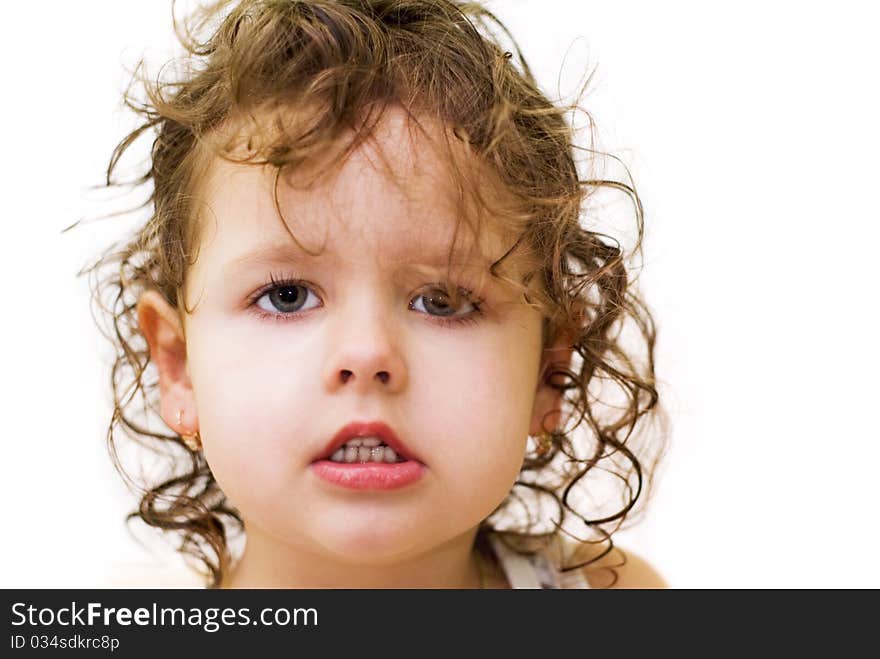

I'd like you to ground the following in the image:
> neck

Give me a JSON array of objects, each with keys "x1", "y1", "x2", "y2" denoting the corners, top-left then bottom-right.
[{"x1": 222, "y1": 523, "x2": 485, "y2": 589}]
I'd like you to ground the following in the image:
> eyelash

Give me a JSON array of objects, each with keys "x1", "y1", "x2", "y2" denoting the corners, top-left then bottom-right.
[{"x1": 247, "y1": 271, "x2": 484, "y2": 328}]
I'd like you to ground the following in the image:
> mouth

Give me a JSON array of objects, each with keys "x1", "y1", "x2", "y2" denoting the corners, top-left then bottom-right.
[{"x1": 312, "y1": 420, "x2": 423, "y2": 465}]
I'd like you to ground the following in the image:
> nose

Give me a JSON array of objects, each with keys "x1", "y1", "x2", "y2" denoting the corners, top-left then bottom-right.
[{"x1": 323, "y1": 295, "x2": 408, "y2": 395}]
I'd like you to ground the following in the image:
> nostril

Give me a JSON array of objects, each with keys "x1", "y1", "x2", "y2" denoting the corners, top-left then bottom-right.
[{"x1": 339, "y1": 370, "x2": 390, "y2": 384}]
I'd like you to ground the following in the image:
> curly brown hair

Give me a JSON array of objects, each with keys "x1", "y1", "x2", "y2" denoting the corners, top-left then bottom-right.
[{"x1": 75, "y1": 0, "x2": 668, "y2": 588}]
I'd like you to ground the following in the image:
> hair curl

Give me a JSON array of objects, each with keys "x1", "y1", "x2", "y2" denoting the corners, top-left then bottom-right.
[{"x1": 75, "y1": 0, "x2": 669, "y2": 588}]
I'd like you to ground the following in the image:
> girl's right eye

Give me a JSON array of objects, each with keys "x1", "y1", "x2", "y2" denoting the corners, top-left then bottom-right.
[{"x1": 252, "y1": 281, "x2": 320, "y2": 320}]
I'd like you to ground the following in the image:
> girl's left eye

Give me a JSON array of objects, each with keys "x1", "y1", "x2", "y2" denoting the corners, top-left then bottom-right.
[
  {"x1": 409, "y1": 287, "x2": 482, "y2": 326},
  {"x1": 248, "y1": 274, "x2": 483, "y2": 327}
]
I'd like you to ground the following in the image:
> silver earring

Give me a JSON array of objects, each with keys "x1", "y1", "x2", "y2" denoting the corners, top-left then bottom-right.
[
  {"x1": 531, "y1": 431, "x2": 554, "y2": 456},
  {"x1": 176, "y1": 408, "x2": 202, "y2": 452}
]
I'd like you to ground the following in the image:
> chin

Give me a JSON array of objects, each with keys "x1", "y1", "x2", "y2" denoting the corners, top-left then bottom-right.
[{"x1": 311, "y1": 519, "x2": 434, "y2": 565}]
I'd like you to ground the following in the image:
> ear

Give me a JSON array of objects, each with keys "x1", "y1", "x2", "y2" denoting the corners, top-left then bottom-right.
[
  {"x1": 136, "y1": 289, "x2": 198, "y2": 435},
  {"x1": 529, "y1": 330, "x2": 575, "y2": 436}
]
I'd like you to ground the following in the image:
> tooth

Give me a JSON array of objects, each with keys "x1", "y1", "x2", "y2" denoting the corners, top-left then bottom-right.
[
  {"x1": 344, "y1": 446, "x2": 358, "y2": 462},
  {"x1": 370, "y1": 447, "x2": 385, "y2": 461},
  {"x1": 331, "y1": 448, "x2": 344, "y2": 462},
  {"x1": 347, "y1": 438, "x2": 363, "y2": 447},
  {"x1": 383, "y1": 446, "x2": 398, "y2": 463},
  {"x1": 357, "y1": 447, "x2": 372, "y2": 462},
  {"x1": 361, "y1": 437, "x2": 382, "y2": 447}
]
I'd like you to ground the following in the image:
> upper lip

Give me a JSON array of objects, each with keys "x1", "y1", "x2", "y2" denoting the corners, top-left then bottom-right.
[{"x1": 314, "y1": 421, "x2": 423, "y2": 463}]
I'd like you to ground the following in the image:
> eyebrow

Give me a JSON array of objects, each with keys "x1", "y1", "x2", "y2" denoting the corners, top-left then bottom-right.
[
  {"x1": 224, "y1": 243, "x2": 318, "y2": 273},
  {"x1": 223, "y1": 242, "x2": 495, "y2": 277}
]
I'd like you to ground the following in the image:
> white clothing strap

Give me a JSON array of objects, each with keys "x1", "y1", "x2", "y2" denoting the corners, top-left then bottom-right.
[
  {"x1": 488, "y1": 535, "x2": 545, "y2": 588},
  {"x1": 487, "y1": 535, "x2": 592, "y2": 589}
]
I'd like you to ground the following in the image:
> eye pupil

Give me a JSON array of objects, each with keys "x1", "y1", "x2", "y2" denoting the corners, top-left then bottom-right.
[
  {"x1": 277, "y1": 287, "x2": 298, "y2": 302},
  {"x1": 269, "y1": 286, "x2": 304, "y2": 311},
  {"x1": 423, "y1": 290, "x2": 455, "y2": 316}
]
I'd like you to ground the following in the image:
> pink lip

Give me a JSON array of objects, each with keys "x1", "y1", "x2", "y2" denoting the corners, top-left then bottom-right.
[
  {"x1": 311, "y1": 461, "x2": 426, "y2": 490},
  {"x1": 313, "y1": 421, "x2": 423, "y2": 464},
  {"x1": 310, "y1": 420, "x2": 426, "y2": 491}
]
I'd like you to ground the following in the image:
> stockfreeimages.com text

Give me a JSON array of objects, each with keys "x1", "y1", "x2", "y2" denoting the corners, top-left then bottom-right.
[{"x1": 11, "y1": 602, "x2": 317, "y2": 633}]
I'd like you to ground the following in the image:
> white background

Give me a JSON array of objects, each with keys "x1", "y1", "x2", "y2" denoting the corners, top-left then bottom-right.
[{"x1": 2, "y1": 0, "x2": 878, "y2": 588}]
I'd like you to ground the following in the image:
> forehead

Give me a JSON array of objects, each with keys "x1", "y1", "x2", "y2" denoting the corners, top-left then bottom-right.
[{"x1": 194, "y1": 107, "x2": 517, "y2": 274}]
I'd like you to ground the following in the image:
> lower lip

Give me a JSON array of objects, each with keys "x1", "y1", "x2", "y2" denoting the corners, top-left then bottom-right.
[{"x1": 311, "y1": 460, "x2": 426, "y2": 490}]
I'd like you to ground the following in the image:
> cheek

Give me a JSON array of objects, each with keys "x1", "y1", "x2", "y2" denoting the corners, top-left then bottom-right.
[
  {"x1": 411, "y1": 330, "x2": 540, "y2": 481},
  {"x1": 409, "y1": 364, "x2": 531, "y2": 528},
  {"x1": 184, "y1": 323, "x2": 316, "y2": 500}
]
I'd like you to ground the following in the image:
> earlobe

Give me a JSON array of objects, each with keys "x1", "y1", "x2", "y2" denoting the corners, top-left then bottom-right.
[
  {"x1": 136, "y1": 289, "x2": 198, "y2": 435},
  {"x1": 529, "y1": 332, "x2": 575, "y2": 436}
]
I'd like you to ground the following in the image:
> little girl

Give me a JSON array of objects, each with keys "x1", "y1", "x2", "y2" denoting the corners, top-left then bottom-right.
[{"x1": 84, "y1": 0, "x2": 668, "y2": 588}]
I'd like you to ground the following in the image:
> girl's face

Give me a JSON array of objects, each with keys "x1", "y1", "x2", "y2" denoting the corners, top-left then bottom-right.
[{"x1": 148, "y1": 109, "x2": 563, "y2": 567}]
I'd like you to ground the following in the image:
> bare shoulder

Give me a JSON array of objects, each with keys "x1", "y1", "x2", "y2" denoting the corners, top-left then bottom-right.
[{"x1": 574, "y1": 543, "x2": 668, "y2": 589}]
